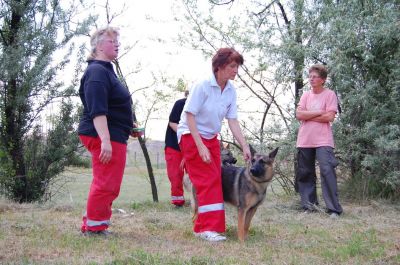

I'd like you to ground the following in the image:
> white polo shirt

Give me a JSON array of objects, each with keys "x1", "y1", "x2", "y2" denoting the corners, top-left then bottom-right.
[{"x1": 177, "y1": 74, "x2": 238, "y2": 142}]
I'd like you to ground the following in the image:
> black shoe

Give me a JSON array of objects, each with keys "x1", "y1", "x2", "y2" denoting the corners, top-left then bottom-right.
[{"x1": 82, "y1": 230, "x2": 112, "y2": 237}]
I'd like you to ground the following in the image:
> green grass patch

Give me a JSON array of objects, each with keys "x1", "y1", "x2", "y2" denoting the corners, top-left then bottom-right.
[
  {"x1": 108, "y1": 249, "x2": 230, "y2": 265},
  {"x1": 1, "y1": 166, "x2": 399, "y2": 265},
  {"x1": 322, "y1": 229, "x2": 386, "y2": 263}
]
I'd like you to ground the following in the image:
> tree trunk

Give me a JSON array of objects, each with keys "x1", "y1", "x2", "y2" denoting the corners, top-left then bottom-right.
[
  {"x1": 113, "y1": 61, "x2": 159, "y2": 202},
  {"x1": 137, "y1": 136, "x2": 159, "y2": 202},
  {"x1": 4, "y1": 7, "x2": 29, "y2": 202},
  {"x1": 292, "y1": 0, "x2": 305, "y2": 193}
]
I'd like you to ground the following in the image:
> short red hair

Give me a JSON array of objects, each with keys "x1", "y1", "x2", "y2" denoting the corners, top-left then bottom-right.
[{"x1": 212, "y1": 48, "x2": 244, "y2": 74}]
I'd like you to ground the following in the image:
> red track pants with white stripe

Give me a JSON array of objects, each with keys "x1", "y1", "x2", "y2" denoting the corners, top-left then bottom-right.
[
  {"x1": 79, "y1": 135, "x2": 127, "y2": 232},
  {"x1": 165, "y1": 147, "x2": 185, "y2": 206},
  {"x1": 180, "y1": 134, "x2": 225, "y2": 233}
]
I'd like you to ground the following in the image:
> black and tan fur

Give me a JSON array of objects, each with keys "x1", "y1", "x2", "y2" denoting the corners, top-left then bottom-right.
[
  {"x1": 221, "y1": 147, "x2": 278, "y2": 241},
  {"x1": 186, "y1": 145, "x2": 279, "y2": 242}
]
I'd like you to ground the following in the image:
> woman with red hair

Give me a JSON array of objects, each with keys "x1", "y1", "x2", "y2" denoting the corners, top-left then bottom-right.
[{"x1": 178, "y1": 48, "x2": 251, "y2": 242}]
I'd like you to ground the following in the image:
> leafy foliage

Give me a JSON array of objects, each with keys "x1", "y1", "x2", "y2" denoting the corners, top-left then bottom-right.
[
  {"x1": 178, "y1": 0, "x2": 400, "y2": 199},
  {"x1": 321, "y1": 0, "x2": 400, "y2": 199},
  {"x1": 0, "y1": 0, "x2": 94, "y2": 202}
]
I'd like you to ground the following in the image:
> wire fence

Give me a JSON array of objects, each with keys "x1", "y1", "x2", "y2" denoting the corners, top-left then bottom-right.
[{"x1": 126, "y1": 150, "x2": 166, "y2": 169}]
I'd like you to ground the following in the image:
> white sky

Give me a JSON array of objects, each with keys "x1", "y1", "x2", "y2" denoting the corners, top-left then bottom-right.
[
  {"x1": 68, "y1": 0, "x2": 213, "y2": 141},
  {"x1": 56, "y1": 0, "x2": 266, "y2": 141}
]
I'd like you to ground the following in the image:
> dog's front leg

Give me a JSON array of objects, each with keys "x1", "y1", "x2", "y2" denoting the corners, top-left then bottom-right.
[
  {"x1": 244, "y1": 207, "x2": 257, "y2": 240},
  {"x1": 237, "y1": 208, "x2": 247, "y2": 242}
]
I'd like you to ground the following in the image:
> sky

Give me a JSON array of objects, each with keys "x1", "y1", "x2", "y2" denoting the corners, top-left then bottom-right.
[
  {"x1": 57, "y1": 0, "x2": 255, "y2": 142},
  {"x1": 70, "y1": 0, "x2": 213, "y2": 141}
]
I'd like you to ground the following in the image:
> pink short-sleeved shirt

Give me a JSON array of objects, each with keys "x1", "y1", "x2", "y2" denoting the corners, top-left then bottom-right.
[{"x1": 296, "y1": 88, "x2": 338, "y2": 148}]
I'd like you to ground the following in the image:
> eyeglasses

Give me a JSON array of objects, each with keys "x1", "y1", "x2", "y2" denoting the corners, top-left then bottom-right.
[
  {"x1": 103, "y1": 39, "x2": 121, "y2": 45},
  {"x1": 308, "y1": 75, "x2": 322, "y2": 79}
]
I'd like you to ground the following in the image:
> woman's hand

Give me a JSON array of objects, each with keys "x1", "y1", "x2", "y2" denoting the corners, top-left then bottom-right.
[
  {"x1": 93, "y1": 115, "x2": 112, "y2": 164},
  {"x1": 197, "y1": 143, "x2": 211, "y2": 164},
  {"x1": 131, "y1": 122, "x2": 144, "y2": 138},
  {"x1": 99, "y1": 140, "x2": 112, "y2": 164},
  {"x1": 242, "y1": 144, "x2": 251, "y2": 162},
  {"x1": 131, "y1": 131, "x2": 142, "y2": 138}
]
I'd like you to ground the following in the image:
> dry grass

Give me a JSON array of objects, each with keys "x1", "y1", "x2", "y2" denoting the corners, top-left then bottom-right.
[{"x1": 0, "y1": 166, "x2": 399, "y2": 265}]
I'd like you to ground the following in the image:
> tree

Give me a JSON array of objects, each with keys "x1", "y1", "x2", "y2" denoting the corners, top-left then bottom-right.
[
  {"x1": 317, "y1": 0, "x2": 400, "y2": 199},
  {"x1": 177, "y1": 0, "x2": 313, "y2": 193},
  {"x1": 177, "y1": 0, "x2": 400, "y2": 199},
  {"x1": 0, "y1": 0, "x2": 93, "y2": 202}
]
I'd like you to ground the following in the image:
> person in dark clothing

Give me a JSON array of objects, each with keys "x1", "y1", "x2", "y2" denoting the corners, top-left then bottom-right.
[
  {"x1": 164, "y1": 90, "x2": 188, "y2": 207},
  {"x1": 78, "y1": 26, "x2": 137, "y2": 236}
]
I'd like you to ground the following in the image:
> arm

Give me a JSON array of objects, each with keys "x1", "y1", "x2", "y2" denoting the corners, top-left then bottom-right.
[
  {"x1": 168, "y1": 99, "x2": 185, "y2": 133},
  {"x1": 93, "y1": 115, "x2": 112, "y2": 164},
  {"x1": 186, "y1": 112, "x2": 211, "y2": 163},
  {"x1": 296, "y1": 90, "x2": 338, "y2": 123},
  {"x1": 296, "y1": 108, "x2": 325, "y2": 121},
  {"x1": 228, "y1": 119, "x2": 251, "y2": 161},
  {"x1": 169, "y1": 122, "x2": 178, "y2": 132},
  {"x1": 308, "y1": 111, "x2": 336, "y2": 123}
]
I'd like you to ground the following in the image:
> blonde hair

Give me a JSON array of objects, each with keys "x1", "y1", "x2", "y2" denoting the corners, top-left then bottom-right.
[{"x1": 87, "y1": 26, "x2": 120, "y2": 60}]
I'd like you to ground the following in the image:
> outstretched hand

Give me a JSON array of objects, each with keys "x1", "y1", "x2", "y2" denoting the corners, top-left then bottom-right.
[{"x1": 242, "y1": 144, "x2": 251, "y2": 162}]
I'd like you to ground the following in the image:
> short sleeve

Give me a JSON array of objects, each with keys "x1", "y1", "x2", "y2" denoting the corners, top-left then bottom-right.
[
  {"x1": 326, "y1": 91, "x2": 338, "y2": 113},
  {"x1": 297, "y1": 91, "x2": 309, "y2": 111},
  {"x1": 183, "y1": 83, "x2": 206, "y2": 115}
]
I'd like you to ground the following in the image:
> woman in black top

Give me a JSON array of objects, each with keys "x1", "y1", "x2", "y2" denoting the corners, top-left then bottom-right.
[{"x1": 78, "y1": 26, "x2": 135, "y2": 236}]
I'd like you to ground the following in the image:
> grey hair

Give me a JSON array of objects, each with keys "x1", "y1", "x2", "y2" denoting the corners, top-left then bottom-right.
[{"x1": 87, "y1": 26, "x2": 120, "y2": 61}]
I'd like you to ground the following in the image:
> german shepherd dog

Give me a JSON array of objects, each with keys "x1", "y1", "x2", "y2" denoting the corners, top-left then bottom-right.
[
  {"x1": 222, "y1": 146, "x2": 278, "y2": 241},
  {"x1": 186, "y1": 144, "x2": 279, "y2": 242}
]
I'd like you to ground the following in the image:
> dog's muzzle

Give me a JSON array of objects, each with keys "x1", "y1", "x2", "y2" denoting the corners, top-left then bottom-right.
[{"x1": 250, "y1": 164, "x2": 264, "y2": 177}]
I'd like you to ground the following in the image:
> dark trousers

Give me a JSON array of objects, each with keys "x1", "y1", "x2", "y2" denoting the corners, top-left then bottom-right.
[{"x1": 297, "y1": 147, "x2": 343, "y2": 214}]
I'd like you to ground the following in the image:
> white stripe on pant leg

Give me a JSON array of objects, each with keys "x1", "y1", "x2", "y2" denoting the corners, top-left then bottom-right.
[
  {"x1": 87, "y1": 219, "x2": 111, "y2": 227},
  {"x1": 171, "y1": 196, "x2": 185, "y2": 201},
  {"x1": 198, "y1": 203, "x2": 224, "y2": 213}
]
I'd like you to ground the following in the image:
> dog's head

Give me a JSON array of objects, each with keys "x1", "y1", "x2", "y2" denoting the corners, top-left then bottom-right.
[
  {"x1": 249, "y1": 147, "x2": 279, "y2": 182},
  {"x1": 220, "y1": 143, "x2": 237, "y2": 165}
]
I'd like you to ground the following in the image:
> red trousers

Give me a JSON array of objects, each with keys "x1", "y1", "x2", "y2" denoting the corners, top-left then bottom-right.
[
  {"x1": 165, "y1": 147, "x2": 185, "y2": 206},
  {"x1": 79, "y1": 135, "x2": 127, "y2": 232},
  {"x1": 180, "y1": 134, "x2": 225, "y2": 233}
]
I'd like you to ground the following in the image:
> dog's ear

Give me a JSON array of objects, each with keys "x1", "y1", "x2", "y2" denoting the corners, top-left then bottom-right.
[
  {"x1": 268, "y1": 147, "x2": 279, "y2": 159},
  {"x1": 249, "y1": 144, "x2": 257, "y2": 157}
]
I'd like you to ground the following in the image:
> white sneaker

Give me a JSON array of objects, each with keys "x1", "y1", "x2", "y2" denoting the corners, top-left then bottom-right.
[
  {"x1": 194, "y1": 231, "x2": 226, "y2": 242},
  {"x1": 329, "y1": 212, "x2": 339, "y2": 219}
]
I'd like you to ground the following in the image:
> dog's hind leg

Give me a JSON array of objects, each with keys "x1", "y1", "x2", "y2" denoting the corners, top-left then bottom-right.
[
  {"x1": 191, "y1": 186, "x2": 198, "y2": 223},
  {"x1": 183, "y1": 174, "x2": 198, "y2": 223},
  {"x1": 244, "y1": 207, "x2": 257, "y2": 240},
  {"x1": 237, "y1": 208, "x2": 247, "y2": 242}
]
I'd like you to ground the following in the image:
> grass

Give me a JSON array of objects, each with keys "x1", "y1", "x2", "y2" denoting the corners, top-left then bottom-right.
[{"x1": 0, "y1": 166, "x2": 399, "y2": 265}]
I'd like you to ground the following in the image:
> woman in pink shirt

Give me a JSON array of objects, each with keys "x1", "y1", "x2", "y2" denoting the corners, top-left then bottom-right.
[{"x1": 296, "y1": 64, "x2": 343, "y2": 218}]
